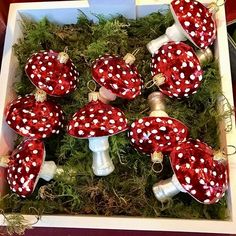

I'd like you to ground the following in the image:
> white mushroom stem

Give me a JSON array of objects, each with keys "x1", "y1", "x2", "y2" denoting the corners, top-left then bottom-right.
[
  {"x1": 153, "y1": 174, "x2": 186, "y2": 202},
  {"x1": 39, "y1": 161, "x2": 57, "y2": 181},
  {"x1": 0, "y1": 155, "x2": 9, "y2": 168},
  {"x1": 34, "y1": 89, "x2": 47, "y2": 102},
  {"x1": 147, "y1": 23, "x2": 187, "y2": 54},
  {"x1": 123, "y1": 53, "x2": 136, "y2": 65},
  {"x1": 148, "y1": 92, "x2": 169, "y2": 117},
  {"x1": 88, "y1": 136, "x2": 115, "y2": 176},
  {"x1": 196, "y1": 47, "x2": 213, "y2": 65},
  {"x1": 99, "y1": 86, "x2": 117, "y2": 104}
]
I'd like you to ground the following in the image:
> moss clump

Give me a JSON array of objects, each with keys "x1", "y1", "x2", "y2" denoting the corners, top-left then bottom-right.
[{"x1": 0, "y1": 10, "x2": 231, "y2": 223}]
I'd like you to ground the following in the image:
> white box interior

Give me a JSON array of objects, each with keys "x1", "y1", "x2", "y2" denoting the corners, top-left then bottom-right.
[{"x1": 0, "y1": 0, "x2": 236, "y2": 233}]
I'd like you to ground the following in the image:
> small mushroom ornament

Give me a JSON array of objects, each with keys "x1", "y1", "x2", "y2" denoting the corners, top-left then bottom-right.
[
  {"x1": 67, "y1": 92, "x2": 128, "y2": 176},
  {"x1": 153, "y1": 139, "x2": 228, "y2": 204},
  {"x1": 147, "y1": 0, "x2": 219, "y2": 54},
  {"x1": 5, "y1": 90, "x2": 64, "y2": 139},
  {"x1": 128, "y1": 92, "x2": 189, "y2": 166},
  {"x1": 25, "y1": 49, "x2": 79, "y2": 96},
  {"x1": 150, "y1": 42, "x2": 213, "y2": 98},
  {"x1": 0, "y1": 139, "x2": 66, "y2": 197},
  {"x1": 91, "y1": 54, "x2": 143, "y2": 103}
]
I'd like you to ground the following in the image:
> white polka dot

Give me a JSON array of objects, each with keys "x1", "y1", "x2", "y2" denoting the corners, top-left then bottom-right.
[
  {"x1": 78, "y1": 130, "x2": 84, "y2": 135},
  {"x1": 187, "y1": 51, "x2": 193, "y2": 57},
  {"x1": 178, "y1": 153, "x2": 183, "y2": 158},
  {"x1": 204, "y1": 199, "x2": 210, "y2": 203},
  {"x1": 199, "y1": 179, "x2": 205, "y2": 185},
  {"x1": 176, "y1": 50, "x2": 181, "y2": 55},
  {"x1": 180, "y1": 72, "x2": 185, "y2": 79},
  {"x1": 186, "y1": 163, "x2": 190, "y2": 168},
  {"x1": 185, "y1": 176, "x2": 191, "y2": 184},
  {"x1": 85, "y1": 123, "x2": 90, "y2": 128},
  {"x1": 159, "y1": 126, "x2": 166, "y2": 131},
  {"x1": 191, "y1": 189, "x2": 196, "y2": 195},
  {"x1": 41, "y1": 66, "x2": 46, "y2": 71},
  {"x1": 173, "y1": 128, "x2": 178, "y2": 132},
  {"x1": 33, "y1": 150, "x2": 38, "y2": 154},
  {"x1": 184, "y1": 21, "x2": 190, "y2": 27}
]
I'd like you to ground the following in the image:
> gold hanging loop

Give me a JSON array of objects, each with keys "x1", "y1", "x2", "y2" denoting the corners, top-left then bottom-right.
[
  {"x1": 145, "y1": 80, "x2": 156, "y2": 89},
  {"x1": 132, "y1": 48, "x2": 140, "y2": 57},
  {"x1": 222, "y1": 145, "x2": 236, "y2": 156},
  {"x1": 87, "y1": 80, "x2": 97, "y2": 92},
  {"x1": 151, "y1": 160, "x2": 163, "y2": 174},
  {"x1": 64, "y1": 46, "x2": 68, "y2": 53}
]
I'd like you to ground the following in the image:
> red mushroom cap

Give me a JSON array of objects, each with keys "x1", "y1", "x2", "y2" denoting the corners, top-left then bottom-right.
[
  {"x1": 171, "y1": 0, "x2": 216, "y2": 49},
  {"x1": 5, "y1": 94, "x2": 64, "y2": 139},
  {"x1": 67, "y1": 100, "x2": 128, "y2": 138},
  {"x1": 128, "y1": 116, "x2": 189, "y2": 154},
  {"x1": 6, "y1": 139, "x2": 45, "y2": 197},
  {"x1": 170, "y1": 139, "x2": 228, "y2": 204},
  {"x1": 151, "y1": 42, "x2": 203, "y2": 98},
  {"x1": 25, "y1": 50, "x2": 79, "y2": 96},
  {"x1": 91, "y1": 54, "x2": 143, "y2": 100}
]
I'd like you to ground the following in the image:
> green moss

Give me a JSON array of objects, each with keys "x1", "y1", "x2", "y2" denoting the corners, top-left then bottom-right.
[{"x1": 1, "y1": 10, "x2": 231, "y2": 223}]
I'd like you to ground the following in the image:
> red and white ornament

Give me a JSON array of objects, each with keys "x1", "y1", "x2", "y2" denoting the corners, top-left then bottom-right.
[
  {"x1": 67, "y1": 92, "x2": 128, "y2": 176},
  {"x1": 5, "y1": 90, "x2": 64, "y2": 139},
  {"x1": 25, "y1": 49, "x2": 79, "y2": 96},
  {"x1": 91, "y1": 54, "x2": 143, "y2": 103},
  {"x1": 150, "y1": 42, "x2": 212, "y2": 98},
  {"x1": 153, "y1": 139, "x2": 228, "y2": 204},
  {"x1": 128, "y1": 92, "x2": 189, "y2": 165},
  {"x1": 4, "y1": 139, "x2": 59, "y2": 197},
  {"x1": 147, "y1": 0, "x2": 218, "y2": 54}
]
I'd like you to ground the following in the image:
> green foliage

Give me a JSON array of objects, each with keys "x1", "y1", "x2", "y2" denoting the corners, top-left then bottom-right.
[{"x1": 1, "y1": 10, "x2": 231, "y2": 222}]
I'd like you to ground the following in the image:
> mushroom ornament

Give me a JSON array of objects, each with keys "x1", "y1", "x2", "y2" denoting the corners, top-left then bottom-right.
[
  {"x1": 5, "y1": 90, "x2": 64, "y2": 139},
  {"x1": 91, "y1": 54, "x2": 143, "y2": 103},
  {"x1": 150, "y1": 41, "x2": 213, "y2": 98},
  {"x1": 147, "y1": 0, "x2": 219, "y2": 54},
  {"x1": 0, "y1": 139, "x2": 69, "y2": 198},
  {"x1": 128, "y1": 92, "x2": 189, "y2": 168},
  {"x1": 153, "y1": 139, "x2": 228, "y2": 204},
  {"x1": 67, "y1": 92, "x2": 128, "y2": 176},
  {"x1": 25, "y1": 49, "x2": 79, "y2": 96}
]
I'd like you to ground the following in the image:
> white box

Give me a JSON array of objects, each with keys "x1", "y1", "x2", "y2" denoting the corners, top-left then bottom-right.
[{"x1": 0, "y1": 0, "x2": 236, "y2": 233}]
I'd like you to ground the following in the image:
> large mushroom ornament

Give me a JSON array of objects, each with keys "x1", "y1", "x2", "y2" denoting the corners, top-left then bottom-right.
[
  {"x1": 67, "y1": 92, "x2": 128, "y2": 176},
  {"x1": 5, "y1": 90, "x2": 64, "y2": 139},
  {"x1": 25, "y1": 49, "x2": 79, "y2": 96},
  {"x1": 91, "y1": 54, "x2": 143, "y2": 103},
  {"x1": 0, "y1": 139, "x2": 63, "y2": 198},
  {"x1": 147, "y1": 0, "x2": 219, "y2": 54},
  {"x1": 153, "y1": 139, "x2": 228, "y2": 204},
  {"x1": 150, "y1": 42, "x2": 213, "y2": 98},
  {"x1": 128, "y1": 92, "x2": 189, "y2": 167}
]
